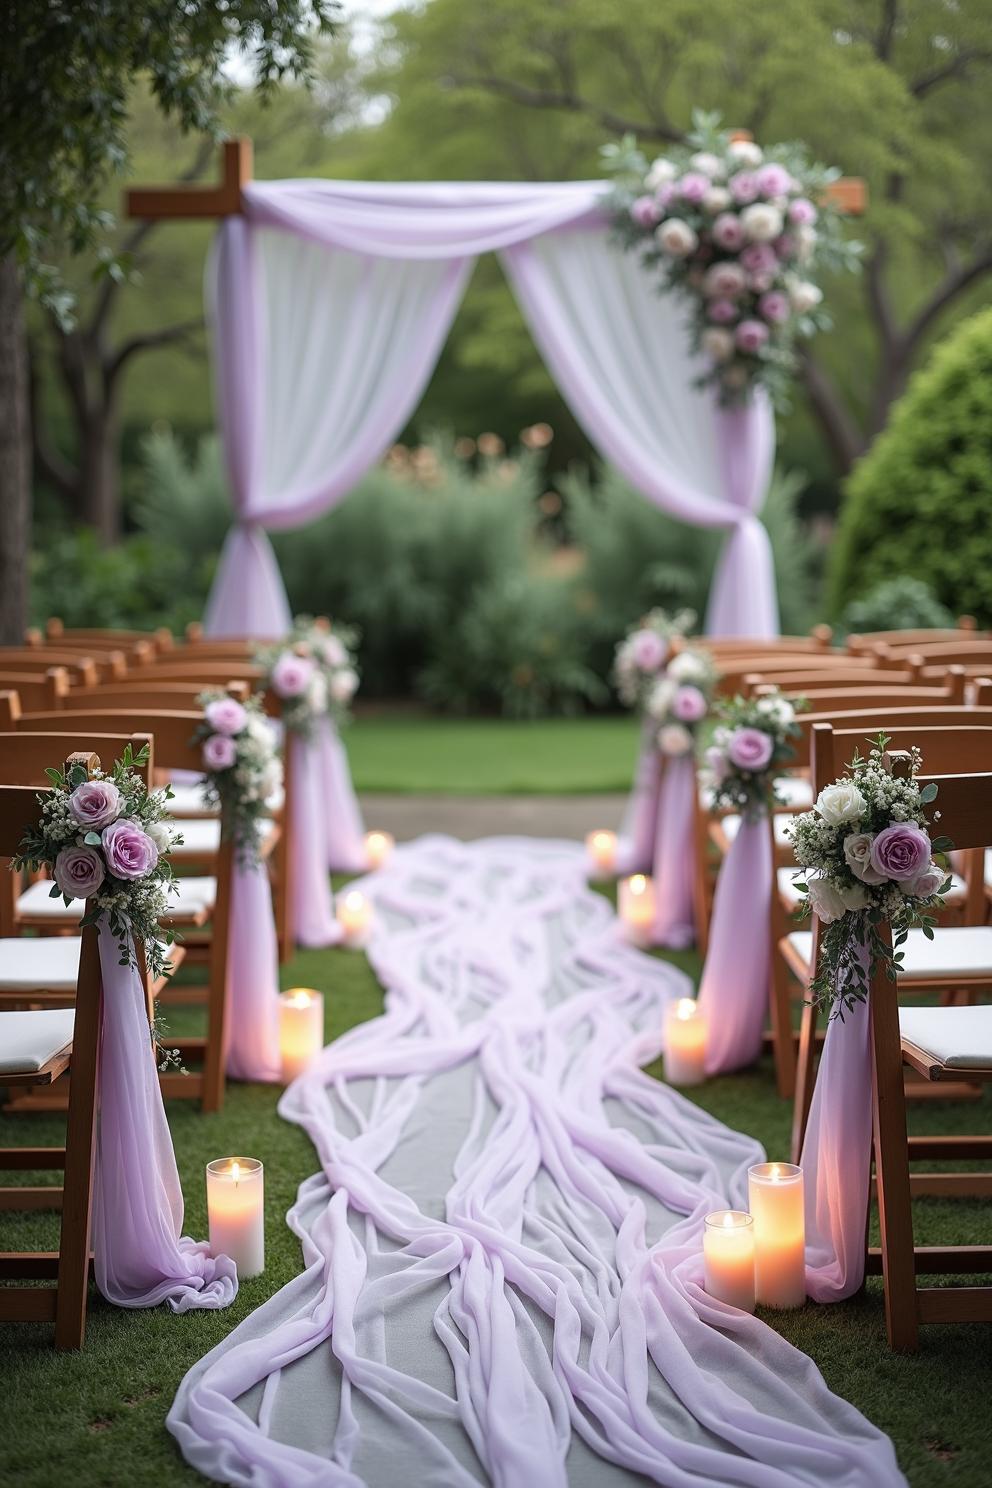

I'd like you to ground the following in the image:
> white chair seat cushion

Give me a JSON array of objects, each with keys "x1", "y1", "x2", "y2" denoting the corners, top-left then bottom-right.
[
  {"x1": 0, "y1": 936, "x2": 84, "y2": 991},
  {"x1": 16, "y1": 875, "x2": 217, "y2": 922},
  {"x1": 899, "y1": 1005, "x2": 992, "y2": 1068},
  {"x1": 0, "y1": 1007, "x2": 76, "y2": 1074},
  {"x1": 777, "y1": 868, "x2": 967, "y2": 906},
  {"x1": 170, "y1": 816, "x2": 276, "y2": 859},
  {"x1": 775, "y1": 776, "x2": 813, "y2": 808},
  {"x1": 722, "y1": 812, "x2": 795, "y2": 848},
  {"x1": 787, "y1": 926, "x2": 992, "y2": 981}
]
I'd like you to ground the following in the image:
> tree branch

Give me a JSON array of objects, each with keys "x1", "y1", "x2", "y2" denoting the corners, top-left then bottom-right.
[
  {"x1": 443, "y1": 72, "x2": 684, "y2": 142},
  {"x1": 875, "y1": 0, "x2": 899, "y2": 62},
  {"x1": 911, "y1": 48, "x2": 992, "y2": 98},
  {"x1": 799, "y1": 350, "x2": 865, "y2": 474},
  {"x1": 901, "y1": 245, "x2": 992, "y2": 352},
  {"x1": 104, "y1": 317, "x2": 203, "y2": 386}
]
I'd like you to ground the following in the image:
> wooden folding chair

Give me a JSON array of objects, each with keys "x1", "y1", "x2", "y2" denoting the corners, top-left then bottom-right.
[
  {"x1": 34, "y1": 619, "x2": 173, "y2": 656},
  {"x1": 846, "y1": 617, "x2": 980, "y2": 654}
]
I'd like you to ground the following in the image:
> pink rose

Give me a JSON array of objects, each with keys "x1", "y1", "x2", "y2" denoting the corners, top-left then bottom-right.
[
  {"x1": 204, "y1": 697, "x2": 248, "y2": 736},
  {"x1": 727, "y1": 727, "x2": 774, "y2": 772},
  {"x1": 629, "y1": 629, "x2": 667, "y2": 673},
  {"x1": 735, "y1": 319, "x2": 770, "y2": 353},
  {"x1": 654, "y1": 182, "x2": 675, "y2": 209},
  {"x1": 703, "y1": 261, "x2": 747, "y2": 299},
  {"x1": 101, "y1": 819, "x2": 159, "y2": 882},
  {"x1": 774, "y1": 234, "x2": 796, "y2": 260},
  {"x1": 672, "y1": 685, "x2": 707, "y2": 723},
  {"x1": 708, "y1": 298, "x2": 738, "y2": 325},
  {"x1": 788, "y1": 198, "x2": 818, "y2": 226},
  {"x1": 677, "y1": 171, "x2": 710, "y2": 203},
  {"x1": 869, "y1": 823, "x2": 932, "y2": 883},
  {"x1": 729, "y1": 171, "x2": 760, "y2": 204},
  {"x1": 54, "y1": 846, "x2": 105, "y2": 899},
  {"x1": 203, "y1": 734, "x2": 238, "y2": 772},
  {"x1": 69, "y1": 779, "x2": 121, "y2": 830},
  {"x1": 906, "y1": 863, "x2": 945, "y2": 899},
  {"x1": 759, "y1": 291, "x2": 791, "y2": 324},
  {"x1": 711, "y1": 213, "x2": 745, "y2": 250},
  {"x1": 755, "y1": 163, "x2": 792, "y2": 198},
  {"x1": 630, "y1": 195, "x2": 660, "y2": 228},
  {"x1": 740, "y1": 242, "x2": 777, "y2": 275},
  {"x1": 271, "y1": 652, "x2": 315, "y2": 698}
]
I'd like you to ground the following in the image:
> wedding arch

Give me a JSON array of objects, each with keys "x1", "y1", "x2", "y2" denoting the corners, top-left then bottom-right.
[{"x1": 130, "y1": 141, "x2": 785, "y2": 641}]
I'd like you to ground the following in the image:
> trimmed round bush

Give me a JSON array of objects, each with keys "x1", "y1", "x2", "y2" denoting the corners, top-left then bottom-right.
[{"x1": 829, "y1": 306, "x2": 992, "y2": 623}]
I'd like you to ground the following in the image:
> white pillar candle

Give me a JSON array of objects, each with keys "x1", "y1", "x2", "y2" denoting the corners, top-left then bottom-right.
[
  {"x1": 206, "y1": 1157, "x2": 264, "y2": 1278},
  {"x1": 664, "y1": 997, "x2": 707, "y2": 1086},
  {"x1": 748, "y1": 1161, "x2": 806, "y2": 1309},
  {"x1": 365, "y1": 830, "x2": 395, "y2": 870},
  {"x1": 585, "y1": 829, "x2": 618, "y2": 877},
  {"x1": 703, "y1": 1210, "x2": 755, "y2": 1312},
  {"x1": 618, "y1": 873, "x2": 655, "y2": 946},
  {"x1": 337, "y1": 888, "x2": 373, "y2": 948},
  {"x1": 278, "y1": 987, "x2": 324, "y2": 1081}
]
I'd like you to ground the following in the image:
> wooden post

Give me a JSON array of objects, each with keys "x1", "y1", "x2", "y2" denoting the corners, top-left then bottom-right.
[{"x1": 126, "y1": 138, "x2": 253, "y2": 221}]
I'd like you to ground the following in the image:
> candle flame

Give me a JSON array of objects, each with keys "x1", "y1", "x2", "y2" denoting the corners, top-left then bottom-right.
[
  {"x1": 629, "y1": 874, "x2": 647, "y2": 895},
  {"x1": 723, "y1": 1211, "x2": 736, "y2": 1228},
  {"x1": 287, "y1": 989, "x2": 312, "y2": 1008},
  {"x1": 344, "y1": 890, "x2": 366, "y2": 911},
  {"x1": 770, "y1": 1163, "x2": 782, "y2": 1181},
  {"x1": 675, "y1": 998, "x2": 697, "y2": 1021},
  {"x1": 231, "y1": 1161, "x2": 241, "y2": 1185}
]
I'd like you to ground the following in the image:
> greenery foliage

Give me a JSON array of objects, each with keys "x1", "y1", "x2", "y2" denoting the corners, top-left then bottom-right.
[
  {"x1": 829, "y1": 307, "x2": 992, "y2": 623},
  {"x1": 838, "y1": 577, "x2": 954, "y2": 637}
]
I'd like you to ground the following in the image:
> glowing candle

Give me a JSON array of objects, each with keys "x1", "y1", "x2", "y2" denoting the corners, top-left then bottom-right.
[
  {"x1": 206, "y1": 1157, "x2": 264, "y2": 1278},
  {"x1": 278, "y1": 987, "x2": 324, "y2": 1081},
  {"x1": 748, "y1": 1161, "x2": 806, "y2": 1309},
  {"x1": 703, "y1": 1210, "x2": 755, "y2": 1312},
  {"x1": 337, "y1": 888, "x2": 373, "y2": 948},
  {"x1": 585, "y1": 829, "x2": 618, "y2": 877},
  {"x1": 618, "y1": 873, "x2": 655, "y2": 946},
  {"x1": 664, "y1": 997, "x2": 707, "y2": 1086},
  {"x1": 365, "y1": 830, "x2": 395, "y2": 870}
]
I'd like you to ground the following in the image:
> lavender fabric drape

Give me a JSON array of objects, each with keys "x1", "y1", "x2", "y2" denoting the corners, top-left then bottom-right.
[
  {"x1": 696, "y1": 817, "x2": 772, "y2": 1073},
  {"x1": 705, "y1": 405, "x2": 779, "y2": 637},
  {"x1": 224, "y1": 860, "x2": 282, "y2": 1082},
  {"x1": 93, "y1": 920, "x2": 238, "y2": 1310},
  {"x1": 318, "y1": 717, "x2": 367, "y2": 873},
  {"x1": 651, "y1": 755, "x2": 697, "y2": 948},
  {"x1": 291, "y1": 733, "x2": 344, "y2": 948},
  {"x1": 803, "y1": 998, "x2": 874, "y2": 1301},
  {"x1": 617, "y1": 717, "x2": 665, "y2": 876}
]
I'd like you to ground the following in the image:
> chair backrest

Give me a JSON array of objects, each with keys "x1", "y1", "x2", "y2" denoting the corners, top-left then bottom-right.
[
  {"x1": 847, "y1": 619, "x2": 978, "y2": 652},
  {"x1": 679, "y1": 626, "x2": 833, "y2": 654},
  {"x1": 876, "y1": 639, "x2": 992, "y2": 665},
  {"x1": 0, "y1": 651, "x2": 105, "y2": 687},
  {"x1": 757, "y1": 673, "x2": 968, "y2": 711},
  {"x1": 741, "y1": 666, "x2": 920, "y2": 697},
  {"x1": 3, "y1": 709, "x2": 204, "y2": 774},
  {"x1": 0, "y1": 669, "x2": 71, "y2": 710},
  {"x1": 0, "y1": 732, "x2": 153, "y2": 785},
  {"x1": 52, "y1": 679, "x2": 250, "y2": 714},
  {"x1": 40, "y1": 619, "x2": 173, "y2": 654},
  {"x1": 117, "y1": 660, "x2": 264, "y2": 685}
]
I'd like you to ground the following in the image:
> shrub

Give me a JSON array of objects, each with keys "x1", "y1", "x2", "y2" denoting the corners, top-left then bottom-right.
[
  {"x1": 838, "y1": 577, "x2": 953, "y2": 637},
  {"x1": 29, "y1": 527, "x2": 212, "y2": 634},
  {"x1": 829, "y1": 306, "x2": 992, "y2": 622}
]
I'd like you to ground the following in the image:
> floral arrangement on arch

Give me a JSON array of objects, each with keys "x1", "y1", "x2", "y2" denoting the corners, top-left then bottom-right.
[
  {"x1": 786, "y1": 736, "x2": 952, "y2": 1016},
  {"x1": 602, "y1": 111, "x2": 861, "y2": 408},
  {"x1": 612, "y1": 608, "x2": 696, "y2": 709},
  {"x1": 194, "y1": 692, "x2": 283, "y2": 866},
  {"x1": 703, "y1": 691, "x2": 803, "y2": 820},
  {"x1": 13, "y1": 743, "x2": 180, "y2": 985},
  {"x1": 256, "y1": 615, "x2": 360, "y2": 736},
  {"x1": 645, "y1": 646, "x2": 718, "y2": 758}
]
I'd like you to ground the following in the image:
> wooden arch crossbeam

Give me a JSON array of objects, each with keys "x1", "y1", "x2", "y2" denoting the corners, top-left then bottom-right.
[{"x1": 126, "y1": 134, "x2": 866, "y2": 221}]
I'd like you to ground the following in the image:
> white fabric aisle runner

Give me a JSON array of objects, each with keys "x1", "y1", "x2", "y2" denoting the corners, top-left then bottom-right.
[{"x1": 168, "y1": 836, "x2": 905, "y2": 1487}]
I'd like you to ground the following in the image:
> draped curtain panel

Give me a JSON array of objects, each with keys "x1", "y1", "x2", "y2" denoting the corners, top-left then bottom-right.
[{"x1": 204, "y1": 180, "x2": 779, "y2": 641}]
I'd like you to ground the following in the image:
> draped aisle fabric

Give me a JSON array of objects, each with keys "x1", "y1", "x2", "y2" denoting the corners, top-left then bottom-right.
[{"x1": 169, "y1": 837, "x2": 904, "y2": 1487}]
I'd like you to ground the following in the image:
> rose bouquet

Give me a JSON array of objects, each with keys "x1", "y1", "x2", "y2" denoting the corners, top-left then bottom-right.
[
  {"x1": 613, "y1": 608, "x2": 695, "y2": 709},
  {"x1": 645, "y1": 646, "x2": 718, "y2": 757},
  {"x1": 786, "y1": 736, "x2": 952, "y2": 1015},
  {"x1": 13, "y1": 743, "x2": 180, "y2": 984},
  {"x1": 703, "y1": 691, "x2": 803, "y2": 820},
  {"x1": 256, "y1": 616, "x2": 360, "y2": 735},
  {"x1": 602, "y1": 111, "x2": 861, "y2": 408},
  {"x1": 194, "y1": 693, "x2": 282, "y2": 865}
]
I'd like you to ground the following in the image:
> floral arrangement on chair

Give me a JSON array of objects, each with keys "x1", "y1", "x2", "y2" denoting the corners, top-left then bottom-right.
[
  {"x1": 256, "y1": 615, "x2": 360, "y2": 736},
  {"x1": 602, "y1": 112, "x2": 861, "y2": 407},
  {"x1": 194, "y1": 692, "x2": 283, "y2": 865},
  {"x1": 13, "y1": 743, "x2": 180, "y2": 984},
  {"x1": 645, "y1": 646, "x2": 718, "y2": 757},
  {"x1": 703, "y1": 691, "x2": 803, "y2": 819},
  {"x1": 786, "y1": 736, "x2": 952, "y2": 1015},
  {"x1": 613, "y1": 608, "x2": 695, "y2": 708}
]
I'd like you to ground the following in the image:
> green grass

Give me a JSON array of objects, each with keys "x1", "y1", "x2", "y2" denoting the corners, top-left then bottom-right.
[
  {"x1": 347, "y1": 713, "x2": 640, "y2": 794},
  {"x1": 2, "y1": 916, "x2": 989, "y2": 1487}
]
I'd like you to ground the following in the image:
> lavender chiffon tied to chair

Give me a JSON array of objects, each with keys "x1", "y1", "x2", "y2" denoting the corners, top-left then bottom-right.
[
  {"x1": 651, "y1": 753, "x2": 697, "y2": 948},
  {"x1": 318, "y1": 716, "x2": 368, "y2": 874},
  {"x1": 93, "y1": 921, "x2": 238, "y2": 1311},
  {"x1": 696, "y1": 817, "x2": 773, "y2": 1073},
  {"x1": 290, "y1": 733, "x2": 344, "y2": 948},
  {"x1": 224, "y1": 859, "x2": 282, "y2": 1082},
  {"x1": 617, "y1": 716, "x2": 664, "y2": 876}
]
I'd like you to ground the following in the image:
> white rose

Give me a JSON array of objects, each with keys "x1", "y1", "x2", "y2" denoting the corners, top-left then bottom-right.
[
  {"x1": 702, "y1": 328, "x2": 734, "y2": 363},
  {"x1": 727, "y1": 139, "x2": 764, "y2": 167},
  {"x1": 702, "y1": 186, "x2": 732, "y2": 214},
  {"x1": 248, "y1": 713, "x2": 275, "y2": 745},
  {"x1": 840, "y1": 881, "x2": 870, "y2": 911},
  {"x1": 646, "y1": 677, "x2": 676, "y2": 719},
  {"x1": 667, "y1": 651, "x2": 706, "y2": 682},
  {"x1": 146, "y1": 820, "x2": 177, "y2": 852},
  {"x1": 755, "y1": 694, "x2": 795, "y2": 728},
  {"x1": 260, "y1": 759, "x2": 283, "y2": 801},
  {"x1": 330, "y1": 667, "x2": 359, "y2": 703},
  {"x1": 308, "y1": 671, "x2": 329, "y2": 714},
  {"x1": 320, "y1": 635, "x2": 348, "y2": 668},
  {"x1": 645, "y1": 157, "x2": 677, "y2": 189},
  {"x1": 690, "y1": 151, "x2": 723, "y2": 178},
  {"x1": 807, "y1": 878, "x2": 847, "y2": 924},
  {"x1": 796, "y1": 224, "x2": 818, "y2": 263},
  {"x1": 788, "y1": 278, "x2": 823, "y2": 313},
  {"x1": 658, "y1": 722, "x2": 693, "y2": 756},
  {"x1": 843, "y1": 831, "x2": 886, "y2": 885},
  {"x1": 656, "y1": 218, "x2": 698, "y2": 257},
  {"x1": 703, "y1": 261, "x2": 747, "y2": 298},
  {"x1": 816, "y1": 781, "x2": 867, "y2": 827},
  {"x1": 740, "y1": 202, "x2": 784, "y2": 243}
]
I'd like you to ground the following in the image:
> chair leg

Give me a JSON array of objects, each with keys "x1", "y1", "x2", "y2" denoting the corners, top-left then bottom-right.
[
  {"x1": 54, "y1": 928, "x2": 102, "y2": 1350},
  {"x1": 870, "y1": 975, "x2": 919, "y2": 1352},
  {"x1": 770, "y1": 949, "x2": 797, "y2": 1100},
  {"x1": 791, "y1": 995, "x2": 819, "y2": 1163}
]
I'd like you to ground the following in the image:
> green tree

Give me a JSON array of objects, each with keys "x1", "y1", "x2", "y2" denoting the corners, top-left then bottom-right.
[{"x1": 0, "y1": 0, "x2": 338, "y2": 640}]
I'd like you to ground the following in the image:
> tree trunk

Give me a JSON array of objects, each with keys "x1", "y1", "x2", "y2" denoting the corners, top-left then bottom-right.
[
  {"x1": 79, "y1": 397, "x2": 121, "y2": 545},
  {"x1": 0, "y1": 253, "x2": 31, "y2": 643}
]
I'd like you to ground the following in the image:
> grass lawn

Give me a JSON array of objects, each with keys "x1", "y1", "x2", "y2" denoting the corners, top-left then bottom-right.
[
  {"x1": 2, "y1": 890, "x2": 989, "y2": 1487},
  {"x1": 347, "y1": 712, "x2": 641, "y2": 794}
]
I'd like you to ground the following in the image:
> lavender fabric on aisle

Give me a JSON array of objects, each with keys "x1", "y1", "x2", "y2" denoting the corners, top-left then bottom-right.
[
  {"x1": 92, "y1": 920, "x2": 238, "y2": 1311},
  {"x1": 168, "y1": 837, "x2": 904, "y2": 1488},
  {"x1": 319, "y1": 716, "x2": 368, "y2": 873},
  {"x1": 696, "y1": 816, "x2": 772, "y2": 1073},
  {"x1": 291, "y1": 733, "x2": 343, "y2": 948},
  {"x1": 617, "y1": 718, "x2": 664, "y2": 877},
  {"x1": 225, "y1": 859, "x2": 282, "y2": 1082},
  {"x1": 651, "y1": 755, "x2": 697, "y2": 949}
]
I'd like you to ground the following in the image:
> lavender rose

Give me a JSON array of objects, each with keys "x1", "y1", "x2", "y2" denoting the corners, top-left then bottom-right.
[
  {"x1": 204, "y1": 697, "x2": 248, "y2": 737},
  {"x1": 101, "y1": 819, "x2": 159, "y2": 882},
  {"x1": 271, "y1": 651, "x2": 316, "y2": 698},
  {"x1": 906, "y1": 863, "x2": 945, "y2": 899},
  {"x1": 672, "y1": 685, "x2": 707, "y2": 723},
  {"x1": 629, "y1": 629, "x2": 667, "y2": 673},
  {"x1": 54, "y1": 846, "x2": 105, "y2": 899},
  {"x1": 727, "y1": 726, "x2": 774, "y2": 773},
  {"x1": 203, "y1": 734, "x2": 238, "y2": 772},
  {"x1": 68, "y1": 778, "x2": 121, "y2": 830},
  {"x1": 869, "y1": 822, "x2": 932, "y2": 884}
]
